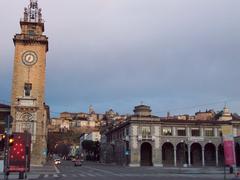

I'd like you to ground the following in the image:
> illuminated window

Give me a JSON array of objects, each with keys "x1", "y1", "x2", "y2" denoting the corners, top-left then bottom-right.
[
  {"x1": 142, "y1": 127, "x2": 151, "y2": 138},
  {"x1": 162, "y1": 127, "x2": 172, "y2": 136}
]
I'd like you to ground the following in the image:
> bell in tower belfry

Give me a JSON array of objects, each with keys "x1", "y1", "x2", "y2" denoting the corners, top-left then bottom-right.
[{"x1": 11, "y1": 0, "x2": 49, "y2": 166}]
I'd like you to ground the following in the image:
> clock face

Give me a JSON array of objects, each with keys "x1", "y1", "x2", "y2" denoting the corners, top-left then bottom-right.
[{"x1": 22, "y1": 51, "x2": 38, "y2": 66}]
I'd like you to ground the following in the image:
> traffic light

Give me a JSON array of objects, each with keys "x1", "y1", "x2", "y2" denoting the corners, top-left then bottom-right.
[
  {"x1": 0, "y1": 134, "x2": 6, "y2": 151},
  {"x1": 9, "y1": 134, "x2": 14, "y2": 146}
]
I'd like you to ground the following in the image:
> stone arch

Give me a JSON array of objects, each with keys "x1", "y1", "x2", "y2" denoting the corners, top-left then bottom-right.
[
  {"x1": 162, "y1": 142, "x2": 174, "y2": 166},
  {"x1": 204, "y1": 143, "x2": 216, "y2": 166},
  {"x1": 191, "y1": 143, "x2": 202, "y2": 166},
  {"x1": 140, "y1": 142, "x2": 153, "y2": 166},
  {"x1": 218, "y1": 144, "x2": 224, "y2": 166},
  {"x1": 235, "y1": 143, "x2": 240, "y2": 167},
  {"x1": 176, "y1": 142, "x2": 188, "y2": 166}
]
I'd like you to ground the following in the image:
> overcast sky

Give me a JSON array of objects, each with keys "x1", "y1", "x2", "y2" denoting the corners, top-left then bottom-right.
[{"x1": 1, "y1": 0, "x2": 240, "y2": 116}]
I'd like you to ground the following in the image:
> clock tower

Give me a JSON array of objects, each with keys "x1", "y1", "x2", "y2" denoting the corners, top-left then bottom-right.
[{"x1": 11, "y1": 0, "x2": 49, "y2": 165}]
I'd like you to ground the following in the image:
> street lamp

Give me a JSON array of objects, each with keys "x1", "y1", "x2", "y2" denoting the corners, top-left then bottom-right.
[
  {"x1": 23, "y1": 122, "x2": 31, "y2": 180},
  {"x1": 181, "y1": 140, "x2": 188, "y2": 167}
]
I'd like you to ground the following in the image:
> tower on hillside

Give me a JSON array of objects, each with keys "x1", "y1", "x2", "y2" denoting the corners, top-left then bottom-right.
[{"x1": 11, "y1": 0, "x2": 49, "y2": 165}]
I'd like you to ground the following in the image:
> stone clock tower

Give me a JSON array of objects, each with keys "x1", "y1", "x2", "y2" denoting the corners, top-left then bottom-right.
[{"x1": 11, "y1": 0, "x2": 49, "y2": 166}]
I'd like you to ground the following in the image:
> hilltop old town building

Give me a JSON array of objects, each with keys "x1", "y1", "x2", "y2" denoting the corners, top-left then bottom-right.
[
  {"x1": 100, "y1": 105, "x2": 240, "y2": 167},
  {"x1": 10, "y1": 0, "x2": 50, "y2": 165},
  {"x1": 48, "y1": 106, "x2": 126, "y2": 134},
  {"x1": 48, "y1": 106, "x2": 102, "y2": 133}
]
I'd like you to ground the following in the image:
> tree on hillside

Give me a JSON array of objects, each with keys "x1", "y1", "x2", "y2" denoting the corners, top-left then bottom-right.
[
  {"x1": 81, "y1": 140, "x2": 100, "y2": 161},
  {"x1": 55, "y1": 143, "x2": 70, "y2": 157}
]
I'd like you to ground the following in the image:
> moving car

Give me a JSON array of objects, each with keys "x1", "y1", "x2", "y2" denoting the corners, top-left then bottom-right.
[
  {"x1": 54, "y1": 159, "x2": 61, "y2": 165},
  {"x1": 74, "y1": 159, "x2": 82, "y2": 166}
]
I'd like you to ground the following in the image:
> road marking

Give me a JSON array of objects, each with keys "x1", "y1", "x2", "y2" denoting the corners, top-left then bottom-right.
[
  {"x1": 78, "y1": 173, "x2": 86, "y2": 177},
  {"x1": 53, "y1": 174, "x2": 58, "y2": 178},
  {"x1": 94, "y1": 173, "x2": 104, "y2": 176},
  {"x1": 44, "y1": 174, "x2": 48, "y2": 178},
  {"x1": 54, "y1": 165, "x2": 60, "y2": 174},
  {"x1": 62, "y1": 174, "x2": 66, "y2": 177},
  {"x1": 72, "y1": 174, "x2": 77, "y2": 177},
  {"x1": 85, "y1": 173, "x2": 96, "y2": 177},
  {"x1": 83, "y1": 166, "x2": 121, "y2": 176}
]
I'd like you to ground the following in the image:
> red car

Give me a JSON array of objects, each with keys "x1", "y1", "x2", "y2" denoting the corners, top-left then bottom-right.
[{"x1": 74, "y1": 159, "x2": 82, "y2": 166}]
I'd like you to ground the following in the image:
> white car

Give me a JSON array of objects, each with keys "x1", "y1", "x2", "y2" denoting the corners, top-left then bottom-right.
[{"x1": 54, "y1": 159, "x2": 61, "y2": 165}]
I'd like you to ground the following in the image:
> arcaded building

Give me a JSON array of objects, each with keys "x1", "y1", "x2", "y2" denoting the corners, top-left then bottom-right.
[{"x1": 101, "y1": 105, "x2": 240, "y2": 167}]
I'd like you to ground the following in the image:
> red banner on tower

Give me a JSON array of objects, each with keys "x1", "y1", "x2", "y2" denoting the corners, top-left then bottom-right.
[{"x1": 224, "y1": 141, "x2": 235, "y2": 166}]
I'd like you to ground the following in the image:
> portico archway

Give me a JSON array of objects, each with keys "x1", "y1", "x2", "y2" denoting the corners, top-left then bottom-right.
[
  {"x1": 218, "y1": 144, "x2": 224, "y2": 166},
  {"x1": 162, "y1": 142, "x2": 174, "y2": 166},
  {"x1": 140, "y1": 142, "x2": 152, "y2": 166},
  {"x1": 176, "y1": 142, "x2": 188, "y2": 166},
  {"x1": 235, "y1": 143, "x2": 240, "y2": 167},
  {"x1": 191, "y1": 143, "x2": 202, "y2": 166}
]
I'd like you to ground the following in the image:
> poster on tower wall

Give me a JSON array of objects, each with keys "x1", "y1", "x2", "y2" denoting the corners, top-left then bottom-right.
[{"x1": 222, "y1": 125, "x2": 236, "y2": 166}]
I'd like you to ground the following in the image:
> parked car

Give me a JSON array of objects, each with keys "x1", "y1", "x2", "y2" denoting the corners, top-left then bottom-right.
[
  {"x1": 74, "y1": 159, "x2": 82, "y2": 166},
  {"x1": 54, "y1": 159, "x2": 61, "y2": 165}
]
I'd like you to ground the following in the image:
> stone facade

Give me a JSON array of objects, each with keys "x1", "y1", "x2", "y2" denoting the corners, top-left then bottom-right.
[
  {"x1": 0, "y1": 104, "x2": 11, "y2": 134},
  {"x1": 10, "y1": 0, "x2": 49, "y2": 166},
  {"x1": 101, "y1": 105, "x2": 240, "y2": 167}
]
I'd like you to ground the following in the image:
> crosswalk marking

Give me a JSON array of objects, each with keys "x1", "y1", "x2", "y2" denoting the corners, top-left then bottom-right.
[
  {"x1": 42, "y1": 172, "x2": 198, "y2": 178},
  {"x1": 79, "y1": 173, "x2": 86, "y2": 177},
  {"x1": 85, "y1": 173, "x2": 96, "y2": 177},
  {"x1": 94, "y1": 173, "x2": 103, "y2": 176}
]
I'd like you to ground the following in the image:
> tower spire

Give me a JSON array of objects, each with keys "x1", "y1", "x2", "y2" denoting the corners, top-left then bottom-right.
[{"x1": 23, "y1": 0, "x2": 43, "y2": 23}]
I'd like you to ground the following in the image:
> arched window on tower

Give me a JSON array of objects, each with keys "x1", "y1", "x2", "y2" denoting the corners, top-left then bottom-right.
[{"x1": 24, "y1": 83, "x2": 32, "y2": 97}]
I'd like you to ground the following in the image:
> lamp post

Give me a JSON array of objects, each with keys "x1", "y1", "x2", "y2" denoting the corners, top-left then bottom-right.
[
  {"x1": 4, "y1": 115, "x2": 13, "y2": 180},
  {"x1": 24, "y1": 123, "x2": 31, "y2": 180},
  {"x1": 220, "y1": 133, "x2": 226, "y2": 180},
  {"x1": 181, "y1": 140, "x2": 188, "y2": 168}
]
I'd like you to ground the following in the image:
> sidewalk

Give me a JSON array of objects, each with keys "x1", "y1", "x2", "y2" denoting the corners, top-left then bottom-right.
[
  {"x1": 0, "y1": 161, "x2": 57, "y2": 175},
  {"x1": 86, "y1": 161, "x2": 239, "y2": 175}
]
